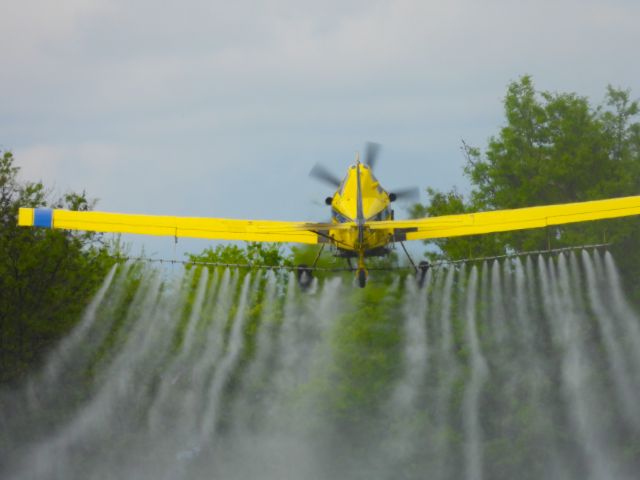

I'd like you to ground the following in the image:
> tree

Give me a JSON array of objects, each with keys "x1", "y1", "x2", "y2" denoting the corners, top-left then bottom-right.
[
  {"x1": 412, "y1": 76, "x2": 640, "y2": 266},
  {"x1": 0, "y1": 151, "x2": 115, "y2": 384}
]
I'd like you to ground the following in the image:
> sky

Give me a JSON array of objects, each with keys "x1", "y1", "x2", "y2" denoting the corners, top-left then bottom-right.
[{"x1": 2, "y1": 0, "x2": 639, "y2": 260}]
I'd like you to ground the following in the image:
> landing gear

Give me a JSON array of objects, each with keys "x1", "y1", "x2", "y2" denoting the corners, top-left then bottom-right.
[
  {"x1": 398, "y1": 240, "x2": 430, "y2": 288},
  {"x1": 417, "y1": 260, "x2": 430, "y2": 287},
  {"x1": 356, "y1": 251, "x2": 368, "y2": 288},
  {"x1": 296, "y1": 245, "x2": 325, "y2": 291},
  {"x1": 357, "y1": 268, "x2": 367, "y2": 288},
  {"x1": 296, "y1": 264, "x2": 313, "y2": 290}
]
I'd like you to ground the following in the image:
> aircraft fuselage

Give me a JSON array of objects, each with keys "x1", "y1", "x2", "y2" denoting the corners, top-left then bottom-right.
[{"x1": 327, "y1": 162, "x2": 396, "y2": 257}]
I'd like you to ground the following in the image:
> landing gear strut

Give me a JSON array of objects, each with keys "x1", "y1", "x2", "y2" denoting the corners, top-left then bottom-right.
[
  {"x1": 356, "y1": 251, "x2": 368, "y2": 288},
  {"x1": 399, "y1": 240, "x2": 430, "y2": 288}
]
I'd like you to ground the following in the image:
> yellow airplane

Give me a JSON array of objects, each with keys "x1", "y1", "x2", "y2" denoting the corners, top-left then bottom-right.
[{"x1": 18, "y1": 143, "x2": 640, "y2": 288}]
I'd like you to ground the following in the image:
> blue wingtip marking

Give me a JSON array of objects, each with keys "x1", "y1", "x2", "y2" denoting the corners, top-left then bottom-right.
[{"x1": 33, "y1": 208, "x2": 53, "y2": 228}]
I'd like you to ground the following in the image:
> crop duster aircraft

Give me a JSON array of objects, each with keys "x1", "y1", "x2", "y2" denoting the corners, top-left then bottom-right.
[{"x1": 18, "y1": 143, "x2": 640, "y2": 288}]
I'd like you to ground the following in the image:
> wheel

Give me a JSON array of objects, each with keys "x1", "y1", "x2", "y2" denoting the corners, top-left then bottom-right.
[
  {"x1": 417, "y1": 261, "x2": 430, "y2": 287},
  {"x1": 296, "y1": 264, "x2": 313, "y2": 290},
  {"x1": 357, "y1": 268, "x2": 367, "y2": 288}
]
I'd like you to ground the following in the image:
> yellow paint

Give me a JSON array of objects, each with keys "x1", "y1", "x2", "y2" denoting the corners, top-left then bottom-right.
[
  {"x1": 329, "y1": 163, "x2": 393, "y2": 251},
  {"x1": 367, "y1": 195, "x2": 640, "y2": 240},
  {"x1": 331, "y1": 164, "x2": 390, "y2": 220},
  {"x1": 18, "y1": 208, "x2": 34, "y2": 226},
  {"x1": 18, "y1": 208, "x2": 353, "y2": 244}
]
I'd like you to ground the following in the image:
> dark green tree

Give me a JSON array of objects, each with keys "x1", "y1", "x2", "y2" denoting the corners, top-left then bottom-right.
[
  {"x1": 0, "y1": 151, "x2": 115, "y2": 384},
  {"x1": 411, "y1": 76, "x2": 640, "y2": 268}
]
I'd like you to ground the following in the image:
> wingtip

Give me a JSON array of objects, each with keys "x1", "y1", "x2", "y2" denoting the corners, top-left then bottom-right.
[{"x1": 18, "y1": 207, "x2": 34, "y2": 227}]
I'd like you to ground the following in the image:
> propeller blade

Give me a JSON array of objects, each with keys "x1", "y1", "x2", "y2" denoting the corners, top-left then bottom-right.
[
  {"x1": 390, "y1": 186, "x2": 420, "y2": 203},
  {"x1": 364, "y1": 142, "x2": 381, "y2": 170},
  {"x1": 310, "y1": 163, "x2": 341, "y2": 188}
]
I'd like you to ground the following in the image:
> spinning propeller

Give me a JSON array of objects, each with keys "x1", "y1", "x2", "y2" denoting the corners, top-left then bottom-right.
[
  {"x1": 309, "y1": 163, "x2": 341, "y2": 188},
  {"x1": 309, "y1": 142, "x2": 419, "y2": 203},
  {"x1": 364, "y1": 141, "x2": 381, "y2": 170},
  {"x1": 388, "y1": 186, "x2": 420, "y2": 203}
]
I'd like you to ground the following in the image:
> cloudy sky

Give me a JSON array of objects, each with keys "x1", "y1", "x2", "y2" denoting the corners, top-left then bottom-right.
[{"x1": 2, "y1": 0, "x2": 639, "y2": 259}]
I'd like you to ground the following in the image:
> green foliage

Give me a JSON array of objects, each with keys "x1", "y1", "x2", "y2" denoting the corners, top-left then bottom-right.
[
  {"x1": 409, "y1": 188, "x2": 505, "y2": 261},
  {"x1": 290, "y1": 244, "x2": 337, "y2": 269},
  {"x1": 412, "y1": 76, "x2": 640, "y2": 266},
  {"x1": 186, "y1": 242, "x2": 294, "y2": 268},
  {"x1": 0, "y1": 150, "x2": 117, "y2": 384},
  {"x1": 312, "y1": 280, "x2": 404, "y2": 427}
]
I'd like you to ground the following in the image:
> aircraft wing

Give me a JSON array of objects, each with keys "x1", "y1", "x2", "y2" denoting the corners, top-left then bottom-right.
[
  {"x1": 18, "y1": 208, "x2": 353, "y2": 245},
  {"x1": 367, "y1": 195, "x2": 640, "y2": 241}
]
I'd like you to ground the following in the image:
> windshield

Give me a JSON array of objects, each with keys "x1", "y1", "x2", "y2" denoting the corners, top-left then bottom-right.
[
  {"x1": 332, "y1": 208, "x2": 351, "y2": 223},
  {"x1": 368, "y1": 207, "x2": 391, "y2": 222}
]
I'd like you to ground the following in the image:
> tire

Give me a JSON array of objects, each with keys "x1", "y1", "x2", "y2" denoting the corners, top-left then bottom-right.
[
  {"x1": 357, "y1": 269, "x2": 367, "y2": 288},
  {"x1": 417, "y1": 261, "x2": 430, "y2": 287}
]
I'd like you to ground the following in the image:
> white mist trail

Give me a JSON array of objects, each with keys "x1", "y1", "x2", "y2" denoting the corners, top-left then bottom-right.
[
  {"x1": 182, "y1": 268, "x2": 210, "y2": 352},
  {"x1": 146, "y1": 268, "x2": 218, "y2": 437},
  {"x1": 4, "y1": 253, "x2": 640, "y2": 480},
  {"x1": 581, "y1": 250, "x2": 639, "y2": 429},
  {"x1": 392, "y1": 272, "x2": 432, "y2": 411},
  {"x1": 42, "y1": 263, "x2": 119, "y2": 381},
  {"x1": 601, "y1": 252, "x2": 640, "y2": 375},
  {"x1": 177, "y1": 269, "x2": 238, "y2": 436},
  {"x1": 384, "y1": 272, "x2": 433, "y2": 470},
  {"x1": 228, "y1": 271, "x2": 279, "y2": 434},
  {"x1": 547, "y1": 254, "x2": 614, "y2": 480},
  {"x1": 429, "y1": 266, "x2": 457, "y2": 480},
  {"x1": 9, "y1": 269, "x2": 176, "y2": 479},
  {"x1": 462, "y1": 266, "x2": 488, "y2": 480},
  {"x1": 268, "y1": 273, "x2": 303, "y2": 407},
  {"x1": 21, "y1": 264, "x2": 123, "y2": 413},
  {"x1": 513, "y1": 257, "x2": 535, "y2": 346},
  {"x1": 489, "y1": 260, "x2": 507, "y2": 344},
  {"x1": 199, "y1": 273, "x2": 255, "y2": 444}
]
